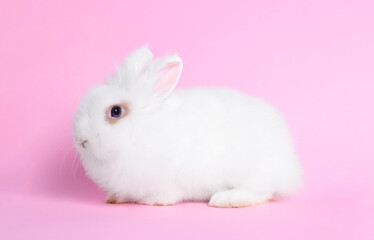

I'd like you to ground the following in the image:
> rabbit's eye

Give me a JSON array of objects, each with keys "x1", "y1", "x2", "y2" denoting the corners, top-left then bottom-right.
[
  {"x1": 111, "y1": 106, "x2": 122, "y2": 118},
  {"x1": 106, "y1": 103, "x2": 130, "y2": 124}
]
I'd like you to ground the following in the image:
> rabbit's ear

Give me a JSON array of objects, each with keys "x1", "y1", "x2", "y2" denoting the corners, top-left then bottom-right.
[
  {"x1": 107, "y1": 45, "x2": 153, "y2": 87},
  {"x1": 147, "y1": 55, "x2": 183, "y2": 99},
  {"x1": 122, "y1": 45, "x2": 153, "y2": 73}
]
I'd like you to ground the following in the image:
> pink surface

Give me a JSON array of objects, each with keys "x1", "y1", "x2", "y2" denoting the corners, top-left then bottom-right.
[{"x1": 1, "y1": 0, "x2": 373, "y2": 239}]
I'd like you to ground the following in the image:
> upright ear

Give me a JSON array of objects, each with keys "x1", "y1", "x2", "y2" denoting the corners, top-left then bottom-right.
[
  {"x1": 107, "y1": 45, "x2": 153, "y2": 87},
  {"x1": 147, "y1": 55, "x2": 183, "y2": 99},
  {"x1": 122, "y1": 45, "x2": 153, "y2": 73}
]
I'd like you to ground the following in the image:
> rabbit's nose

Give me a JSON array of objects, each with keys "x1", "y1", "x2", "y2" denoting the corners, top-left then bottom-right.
[{"x1": 81, "y1": 140, "x2": 88, "y2": 148}]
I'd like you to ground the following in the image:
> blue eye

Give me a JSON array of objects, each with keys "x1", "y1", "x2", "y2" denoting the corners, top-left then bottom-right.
[{"x1": 110, "y1": 106, "x2": 122, "y2": 118}]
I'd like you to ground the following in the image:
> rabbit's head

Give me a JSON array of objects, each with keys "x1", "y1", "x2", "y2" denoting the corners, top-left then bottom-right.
[{"x1": 73, "y1": 46, "x2": 183, "y2": 162}]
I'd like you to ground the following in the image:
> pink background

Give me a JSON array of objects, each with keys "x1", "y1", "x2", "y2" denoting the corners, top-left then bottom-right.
[{"x1": 1, "y1": 0, "x2": 373, "y2": 239}]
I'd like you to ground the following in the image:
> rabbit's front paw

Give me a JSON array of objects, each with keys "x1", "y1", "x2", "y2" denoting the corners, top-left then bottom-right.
[
  {"x1": 105, "y1": 195, "x2": 127, "y2": 204},
  {"x1": 209, "y1": 189, "x2": 271, "y2": 208}
]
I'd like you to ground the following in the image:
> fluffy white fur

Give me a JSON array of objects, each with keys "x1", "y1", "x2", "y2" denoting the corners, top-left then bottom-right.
[{"x1": 74, "y1": 46, "x2": 303, "y2": 207}]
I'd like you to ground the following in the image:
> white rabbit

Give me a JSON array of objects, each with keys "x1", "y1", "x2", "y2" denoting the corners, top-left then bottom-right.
[{"x1": 74, "y1": 46, "x2": 303, "y2": 207}]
